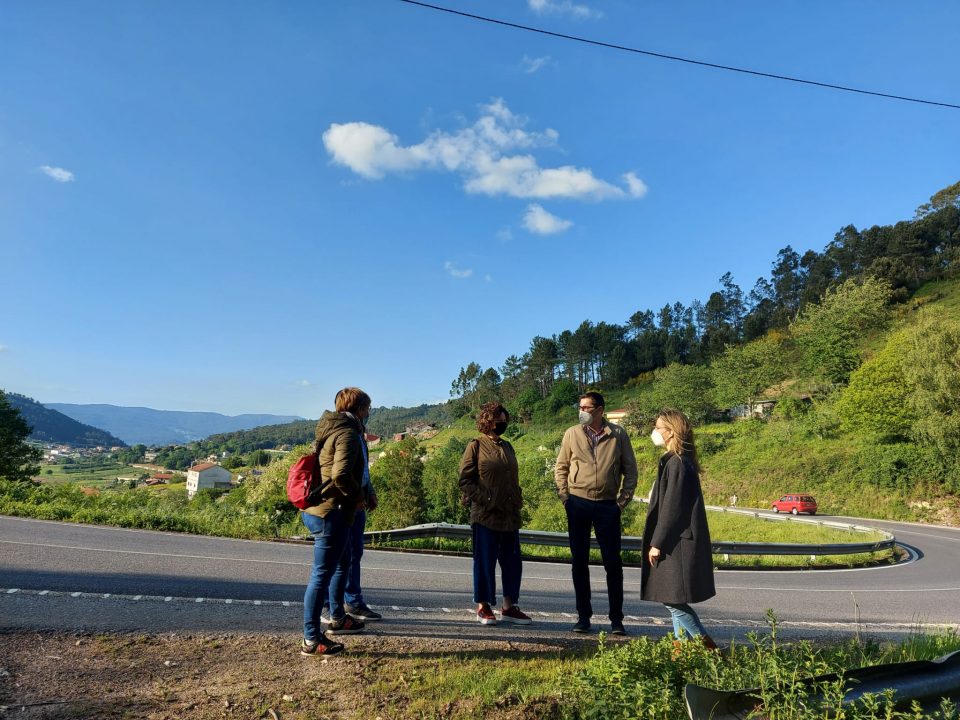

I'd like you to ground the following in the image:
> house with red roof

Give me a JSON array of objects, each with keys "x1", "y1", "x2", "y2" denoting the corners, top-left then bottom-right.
[{"x1": 186, "y1": 462, "x2": 233, "y2": 499}]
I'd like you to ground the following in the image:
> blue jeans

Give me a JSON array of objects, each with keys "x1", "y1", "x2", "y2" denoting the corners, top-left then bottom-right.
[
  {"x1": 472, "y1": 523, "x2": 522, "y2": 605},
  {"x1": 665, "y1": 603, "x2": 709, "y2": 640},
  {"x1": 565, "y1": 495, "x2": 623, "y2": 622},
  {"x1": 329, "y1": 508, "x2": 366, "y2": 610},
  {"x1": 301, "y1": 509, "x2": 351, "y2": 642}
]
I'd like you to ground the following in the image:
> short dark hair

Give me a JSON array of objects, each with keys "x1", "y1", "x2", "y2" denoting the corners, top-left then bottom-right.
[
  {"x1": 580, "y1": 391, "x2": 604, "y2": 409},
  {"x1": 334, "y1": 387, "x2": 371, "y2": 415},
  {"x1": 476, "y1": 402, "x2": 510, "y2": 434}
]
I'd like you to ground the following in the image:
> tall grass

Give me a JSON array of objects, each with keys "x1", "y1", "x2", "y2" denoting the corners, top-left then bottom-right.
[{"x1": 565, "y1": 619, "x2": 960, "y2": 719}]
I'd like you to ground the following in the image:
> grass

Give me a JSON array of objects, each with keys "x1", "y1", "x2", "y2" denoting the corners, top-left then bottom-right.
[
  {"x1": 358, "y1": 623, "x2": 960, "y2": 719},
  {"x1": 370, "y1": 650, "x2": 584, "y2": 719},
  {"x1": 369, "y1": 507, "x2": 893, "y2": 569},
  {"x1": 36, "y1": 461, "x2": 147, "y2": 488},
  {"x1": 563, "y1": 621, "x2": 960, "y2": 720}
]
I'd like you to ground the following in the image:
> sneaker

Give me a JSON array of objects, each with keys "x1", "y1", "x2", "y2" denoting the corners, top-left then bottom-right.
[
  {"x1": 320, "y1": 605, "x2": 332, "y2": 625},
  {"x1": 610, "y1": 621, "x2": 627, "y2": 636},
  {"x1": 572, "y1": 617, "x2": 591, "y2": 634},
  {"x1": 300, "y1": 635, "x2": 344, "y2": 656},
  {"x1": 477, "y1": 603, "x2": 497, "y2": 625},
  {"x1": 345, "y1": 602, "x2": 382, "y2": 621},
  {"x1": 500, "y1": 606, "x2": 532, "y2": 625},
  {"x1": 327, "y1": 615, "x2": 365, "y2": 635}
]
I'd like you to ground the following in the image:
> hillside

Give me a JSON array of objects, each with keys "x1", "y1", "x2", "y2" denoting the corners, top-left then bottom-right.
[
  {"x1": 45, "y1": 403, "x2": 302, "y2": 446},
  {"x1": 412, "y1": 278, "x2": 960, "y2": 528},
  {"x1": 184, "y1": 401, "x2": 454, "y2": 455},
  {"x1": 5, "y1": 393, "x2": 126, "y2": 448}
]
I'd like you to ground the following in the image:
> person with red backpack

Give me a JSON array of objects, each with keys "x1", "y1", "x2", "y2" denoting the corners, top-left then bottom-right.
[{"x1": 300, "y1": 387, "x2": 371, "y2": 656}]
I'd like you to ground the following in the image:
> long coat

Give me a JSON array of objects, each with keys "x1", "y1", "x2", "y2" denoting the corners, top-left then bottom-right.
[{"x1": 640, "y1": 452, "x2": 716, "y2": 605}]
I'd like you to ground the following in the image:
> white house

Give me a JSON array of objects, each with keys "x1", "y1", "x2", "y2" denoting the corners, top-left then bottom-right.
[
  {"x1": 186, "y1": 462, "x2": 233, "y2": 499},
  {"x1": 605, "y1": 408, "x2": 629, "y2": 426}
]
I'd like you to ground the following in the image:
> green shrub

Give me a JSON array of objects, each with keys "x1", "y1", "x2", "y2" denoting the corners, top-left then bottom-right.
[{"x1": 566, "y1": 620, "x2": 960, "y2": 720}]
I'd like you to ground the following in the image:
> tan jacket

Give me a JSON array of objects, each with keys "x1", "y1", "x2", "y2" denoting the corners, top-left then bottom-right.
[{"x1": 555, "y1": 421, "x2": 638, "y2": 507}]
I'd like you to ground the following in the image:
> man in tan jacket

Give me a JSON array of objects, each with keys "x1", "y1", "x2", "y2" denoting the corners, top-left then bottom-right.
[{"x1": 555, "y1": 391, "x2": 638, "y2": 635}]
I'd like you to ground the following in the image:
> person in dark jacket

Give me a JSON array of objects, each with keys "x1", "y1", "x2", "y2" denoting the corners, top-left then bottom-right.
[
  {"x1": 458, "y1": 402, "x2": 532, "y2": 626},
  {"x1": 300, "y1": 387, "x2": 370, "y2": 656},
  {"x1": 641, "y1": 408, "x2": 718, "y2": 649}
]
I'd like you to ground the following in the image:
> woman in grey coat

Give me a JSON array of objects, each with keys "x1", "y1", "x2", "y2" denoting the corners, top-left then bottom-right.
[{"x1": 640, "y1": 409, "x2": 718, "y2": 648}]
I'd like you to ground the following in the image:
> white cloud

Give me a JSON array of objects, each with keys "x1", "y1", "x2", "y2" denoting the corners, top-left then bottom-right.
[
  {"x1": 444, "y1": 261, "x2": 473, "y2": 279},
  {"x1": 523, "y1": 204, "x2": 574, "y2": 235},
  {"x1": 520, "y1": 55, "x2": 552, "y2": 74},
  {"x1": 0, "y1": 344, "x2": 7, "y2": 352},
  {"x1": 496, "y1": 227, "x2": 513, "y2": 241},
  {"x1": 295, "y1": 379, "x2": 314, "y2": 387},
  {"x1": 323, "y1": 99, "x2": 645, "y2": 202},
  {"x1": 622, "y1": 171, "x2": 649, "y2": 198},
  {"x1": 528, "y1": 0, "x2": 602, "y2": 20},
  {"x1": 39, "y1": 165, "x2": 75, "y2": 182}
]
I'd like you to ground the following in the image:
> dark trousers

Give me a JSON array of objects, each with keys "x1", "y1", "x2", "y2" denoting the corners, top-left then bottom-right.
[
  {"x1": 472, "y1": 523, "x2": 522, "y2": 605},
  {"x1": 565, "y1": 495, "x2": 623, "y2": 623}
]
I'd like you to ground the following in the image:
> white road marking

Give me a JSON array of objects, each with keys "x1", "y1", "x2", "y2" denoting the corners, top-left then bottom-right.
[
  {"x1": 0, "y1": 540, "x2": 312, "y2": 568},
  {"x1": 716, "y1": 584, "x2": 960, "y2": 593},
  {"x1": 3, "y1": 588, "x2": 957, "y2": 632}
]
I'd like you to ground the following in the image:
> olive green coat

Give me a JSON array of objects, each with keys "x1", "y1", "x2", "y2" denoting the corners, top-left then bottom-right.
[
  {"x1": 303, "y1": 411, "x2": 364, "y2": 524},
  {"x1": 458, "y1": 436, "x2": 523, "y2": 533}
]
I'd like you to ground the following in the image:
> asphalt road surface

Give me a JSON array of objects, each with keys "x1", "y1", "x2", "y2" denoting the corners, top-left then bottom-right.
[{"x1": 2, "y1": 514, "x2": 958, "y2": 643}]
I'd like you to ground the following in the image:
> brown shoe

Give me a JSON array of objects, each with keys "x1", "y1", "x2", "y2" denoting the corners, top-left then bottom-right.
[
  {"x1": 477, "y1": 603, "x2": 497, "y2": 625},
  {"x1": 500, "y1": 606, "x2": 532, "y2": 625},
  {"x1": 700, "y1": 634, "x2": 721, "y2": 652}
]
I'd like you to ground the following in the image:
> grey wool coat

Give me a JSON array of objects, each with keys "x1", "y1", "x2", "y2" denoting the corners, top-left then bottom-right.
[{"x1": 640, "y1": 452, "x2": 716, "y2": 605}]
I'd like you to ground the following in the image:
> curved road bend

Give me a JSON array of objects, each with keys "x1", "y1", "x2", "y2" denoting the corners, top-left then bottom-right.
[{"x1": 2, "y1": 514, "x2": 958, "y2": 642}]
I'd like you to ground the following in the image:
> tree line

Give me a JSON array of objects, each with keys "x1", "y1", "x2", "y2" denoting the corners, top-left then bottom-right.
[{"x1": 449, "y1": 181, "x2": 960, "y2": 417}]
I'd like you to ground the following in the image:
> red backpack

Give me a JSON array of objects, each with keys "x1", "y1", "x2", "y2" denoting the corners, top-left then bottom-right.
[{"x1": 286, "y1": 452, "x2": 323, "y2": 510}]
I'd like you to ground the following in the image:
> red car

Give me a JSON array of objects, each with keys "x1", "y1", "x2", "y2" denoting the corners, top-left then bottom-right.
[{"x1": 771, "y1": 494, "x2": 818, "y2": 515}]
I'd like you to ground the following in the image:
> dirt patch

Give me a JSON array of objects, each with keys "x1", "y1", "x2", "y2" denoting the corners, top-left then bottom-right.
[{"x1": 0, "y1": 632, "x2": 578, "y2": 719}]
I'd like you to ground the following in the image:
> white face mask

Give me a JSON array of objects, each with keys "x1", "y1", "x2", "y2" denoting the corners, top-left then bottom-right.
[
  {"x1": 650, "y1": 429, "x2": 666, "y2": 447},
  {"x1": 579, "y1": 410, "x2": 593, "y2": 425}
]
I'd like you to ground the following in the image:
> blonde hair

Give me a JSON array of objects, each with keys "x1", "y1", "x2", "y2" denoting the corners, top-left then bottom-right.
[
  {"x1": 656, "y1": 408, "x2": 701, "y2": 474},
  {"x1": 334, "y1": 387, "x2": 371, "y2": 415}
]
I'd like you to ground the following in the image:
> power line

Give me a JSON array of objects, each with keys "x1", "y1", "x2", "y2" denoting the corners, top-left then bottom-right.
[{"x1": 397, "y1": 0, "x2": 960, "y2": 111}]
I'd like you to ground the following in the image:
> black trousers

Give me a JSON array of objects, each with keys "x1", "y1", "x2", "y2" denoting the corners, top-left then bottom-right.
[{"x1": 565, "y1": 495, "x2": 623, "y2": 623}]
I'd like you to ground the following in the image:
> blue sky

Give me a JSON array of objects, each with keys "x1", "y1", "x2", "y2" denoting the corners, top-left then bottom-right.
[{"x1": 2, "y1": 1, "x2": 958, "y2": 417}]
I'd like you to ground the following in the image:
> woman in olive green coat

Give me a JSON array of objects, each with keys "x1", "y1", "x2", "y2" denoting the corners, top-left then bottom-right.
[{"x1": 458, "y1": 402, "x2": 531, "y2": 626}]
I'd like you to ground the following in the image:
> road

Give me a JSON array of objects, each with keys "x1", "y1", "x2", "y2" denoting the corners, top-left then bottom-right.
[{"x1": 2, "y1": 514, "x2": 958, "y2": 642}]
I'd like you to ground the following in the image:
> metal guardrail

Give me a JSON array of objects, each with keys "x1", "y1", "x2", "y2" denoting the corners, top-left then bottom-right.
[
  {"x1": 364, "y1": 504, "x2": 897, "y2": 557},
  {"x1": 702, "y1": 504, "x2": 897, "y2": 556}
]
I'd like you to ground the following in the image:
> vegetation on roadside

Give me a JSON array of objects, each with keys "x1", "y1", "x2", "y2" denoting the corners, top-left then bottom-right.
[
  {"x1": 561, "y1": 621, "x2": 960, "y2": 720},
  {"x1": 6, "y1": 624, "x2": 957, "y2": 720},
  {"x1": 360, "y1": 621, "x2": 960, "y2": 719}
]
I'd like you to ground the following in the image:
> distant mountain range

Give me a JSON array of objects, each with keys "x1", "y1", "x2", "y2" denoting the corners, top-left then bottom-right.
[
  {"x1": 45, "y1": 403, "x2": 303, "y2": 446},
  {"x1": 6, "y1": 394, "x2": 127, "y2": 448}
]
